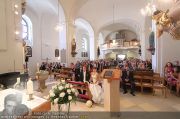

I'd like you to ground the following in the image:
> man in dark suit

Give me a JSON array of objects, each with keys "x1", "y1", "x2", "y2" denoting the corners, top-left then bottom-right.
[
  {"x1": 121, "y1": 65, "x2": 135, "y2": 96},
  {"x1": 79, "y1": 66, "x2": 90, "y2": 94},
  {"x1": 75, "y1": 65, "x2": 81, "y2": 81},
  {"x1": 79, "y1": 66, "x2": 90, "y2": 83}
]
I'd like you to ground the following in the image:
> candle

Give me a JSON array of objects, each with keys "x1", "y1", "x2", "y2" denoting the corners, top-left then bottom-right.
[
  {"x1": 17, "y1": 77, "x2": 20, "y2": 84},
  {"x1": 37, "y1": 63, "x2": 40, "y2": 72},
  {"x1": 27, "y1": 78, "x2": 33, "y2": 95}
]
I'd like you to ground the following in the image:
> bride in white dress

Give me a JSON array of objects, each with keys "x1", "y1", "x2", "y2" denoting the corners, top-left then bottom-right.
[{"x1": 89, "y1": 68, "x2": 104, "y2": 104}]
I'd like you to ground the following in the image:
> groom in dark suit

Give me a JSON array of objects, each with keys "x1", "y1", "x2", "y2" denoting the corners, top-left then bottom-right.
[
  {"x1": 121, "y1": 65, "x2": 135, "y2": 96},
  {"x1": 79, "y1": 66, "x2": 90, "y2": 83},
  {"x1": 78, "y1": 66, "x2": 90, "y2": 94}
]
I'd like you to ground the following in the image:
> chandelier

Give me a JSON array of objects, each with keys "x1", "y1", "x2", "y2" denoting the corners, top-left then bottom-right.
[{"x1": 141, "y1": 0, "x2": 156, "y2": 16}]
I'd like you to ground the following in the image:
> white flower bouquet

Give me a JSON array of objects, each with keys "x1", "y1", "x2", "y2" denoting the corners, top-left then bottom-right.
[{"x1": 49, "y1": 80, "x2": 78, "y2": 115}]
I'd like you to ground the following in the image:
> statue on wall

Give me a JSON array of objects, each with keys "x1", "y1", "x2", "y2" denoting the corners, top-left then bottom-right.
[
  {"x1": 152, "y1": 0, "x2": 180, "y2": 39},
  {"x1": 97, "y1": 46, "x2": 100, "y2": 58},
  {"x1": 71, "y1": 38, "x2": 77, "y2": 57},
  {"x1": 147, "y1": 32, "x2": 155, "y2": 55},
  {"x1": 21, "y1": 0, "x2": 26, "y2": 15}
]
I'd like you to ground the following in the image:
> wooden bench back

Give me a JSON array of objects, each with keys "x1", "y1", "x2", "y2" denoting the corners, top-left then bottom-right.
[
  {"x1": 134, "y1": 70, "x2": 154, "y2": 76},
  {"x1": 67, "y1": 81, "x2": 92, "y2": 100}
]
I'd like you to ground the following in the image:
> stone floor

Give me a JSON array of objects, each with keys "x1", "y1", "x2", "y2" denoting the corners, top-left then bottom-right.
[{"x1": 32, "y1": 77, "x2": 180, "y2": 112}]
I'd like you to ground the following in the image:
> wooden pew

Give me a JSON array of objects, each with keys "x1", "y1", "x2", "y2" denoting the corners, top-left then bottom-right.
[
  {"x1": 56, "y1": 68, "x2": 73, "y2": 80},
  {"x1": 67, "y1": 81, "x2": 92, "y2": 101},
  {"x1": 133, "y1": 70, "x2": 154, "y2": 93}
]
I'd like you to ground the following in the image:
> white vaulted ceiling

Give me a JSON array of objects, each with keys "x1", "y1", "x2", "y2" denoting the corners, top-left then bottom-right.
[
  {"x1": 26, "y1": 0, "x2": 177, "y2": 34},
  {"x1": 27, "y1": 0, "x2": 57, "y2": 15},
  {"x1": 59, "y1": 0, "x2": 88, "y2": 19},
  {"x1": 75, "y1": 0, "x2": 148, "y2": 33}
]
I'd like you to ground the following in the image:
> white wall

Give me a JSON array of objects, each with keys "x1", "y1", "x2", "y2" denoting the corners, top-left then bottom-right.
[
  {"x1": 0, "y1": 0, "x2": 24, "y2": 73},
  {"x1": 152, "y1": 0, "x2": 179, "y2": 74},
  {"x1": 25, "y1": 0, "x2": 66, "y2": 77},
  {"x1": 158, "y1": 33, "x2": 180, "y2": 74}
]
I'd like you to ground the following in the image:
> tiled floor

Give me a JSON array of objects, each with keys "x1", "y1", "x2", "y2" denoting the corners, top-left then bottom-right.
[{"x1": 33, "y1": 78, "x2": 180, "y2": 112}]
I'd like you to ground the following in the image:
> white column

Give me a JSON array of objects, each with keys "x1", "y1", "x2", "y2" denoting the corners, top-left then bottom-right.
[
  {"x1": 93, "y1": 33, "x2": 98, "y2": 60},
  {"x1": 89, "y1": 34, "x2": 95, "y2": 60}
]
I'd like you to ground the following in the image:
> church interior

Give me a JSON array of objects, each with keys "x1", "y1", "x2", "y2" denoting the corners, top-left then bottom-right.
[{"x1": 0, "y1": 0, "x2": 180, "y2": 119}]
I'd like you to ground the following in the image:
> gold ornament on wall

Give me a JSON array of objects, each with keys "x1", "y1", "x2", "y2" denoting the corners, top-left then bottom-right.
[{"x1": 152, "y1": 1, "x2": 180, "y2": 40}]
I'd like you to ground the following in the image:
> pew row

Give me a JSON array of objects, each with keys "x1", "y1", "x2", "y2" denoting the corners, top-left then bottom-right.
[{"x1": 67, "y1": 81, "x2": 92, "y2": 101}]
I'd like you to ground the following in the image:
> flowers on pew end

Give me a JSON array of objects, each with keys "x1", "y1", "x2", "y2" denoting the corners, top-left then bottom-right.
[
  {"x1": 49, "y1": 80, "x2": 78, "y2": 105},
  {"x1": 86, "y1": 100, "x2": 93, "y2": 108}
]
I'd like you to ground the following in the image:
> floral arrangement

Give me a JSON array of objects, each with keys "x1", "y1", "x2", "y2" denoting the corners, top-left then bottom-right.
[{"x1": 49, "y1": 80, "x2": 78, "y2": 108}]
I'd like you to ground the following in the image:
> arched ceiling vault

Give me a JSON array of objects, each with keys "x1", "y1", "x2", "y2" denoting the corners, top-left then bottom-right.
[
  {"x1": 59, "y1": 0, "x2": 88, "y2": 20},
  {"x1": 27, "y1": 0, "x2": 57, "y2": 15}
]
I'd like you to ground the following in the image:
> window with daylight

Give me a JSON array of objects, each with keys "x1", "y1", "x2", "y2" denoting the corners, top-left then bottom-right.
[
  {"x1": 22, "y1": 15, "x2": 33, "y2": 46},
  {"x1": 82, "y1": 37, "x2": 88, "y2": 51}
]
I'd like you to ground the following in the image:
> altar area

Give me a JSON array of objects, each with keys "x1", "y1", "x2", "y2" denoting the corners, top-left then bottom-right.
[
  {"x1": 32, "y1": 77, "x2": 180, "y2": 112},
  {"x1": 1, "y1": 77, "x2": 180, "y2": 115},
  {"x1": 0, "y1": 76, "x2": 180, "y2": 119}
]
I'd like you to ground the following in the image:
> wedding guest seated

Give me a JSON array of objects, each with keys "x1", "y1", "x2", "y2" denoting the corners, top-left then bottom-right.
[
  {"x1": 176, "y1": 72, "x2": 180, "y2": 96},
  {"x1": 75, "y1": 64, "x2": 81, "y2": 82},
  {"x1": 165, "y1": 62, "x2": 177, "y2": 87},
  {"x1": 174, "y1": 61, "x2": 180, "y2": 73},
  {"x1": 138, "y1": 61, "x2": 145, "y2": 70},
  {"x1": 40, "y1": 62, "x2": 46, "y2": 70},
  {"x1": 146, "y1": 60, "x2": 152, "y2": 69},
  {"x1": 121, "y1": 64, "x2": 135, "y2": 96}
]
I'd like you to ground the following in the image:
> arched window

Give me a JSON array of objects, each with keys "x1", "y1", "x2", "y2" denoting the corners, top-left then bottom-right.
[
  {"x1": 22, "y1": 15, "x2": 33, "y2": 46},
  {"x1": 82, "y1": 37, "x2": 88, "y2": 51}
]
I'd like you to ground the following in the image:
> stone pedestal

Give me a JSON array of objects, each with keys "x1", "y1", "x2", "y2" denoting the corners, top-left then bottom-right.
[{"x1": 36, "y1": 71, "x2": 48, "y2": 92}]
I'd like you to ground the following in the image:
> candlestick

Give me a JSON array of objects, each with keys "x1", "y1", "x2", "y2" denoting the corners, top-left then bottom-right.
[
  {"x1": 37, "y1": 63, "x2": 40, "y2": 72},
  {"x1": 17, "y1": 77, "x2": 20, "y2": 84},
  {"x1": 14, "y1": 77, "x2": 21, "y2": 89},
  {"x1": 27, "y1": 78, "x2": 34, "y2": 100}
]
